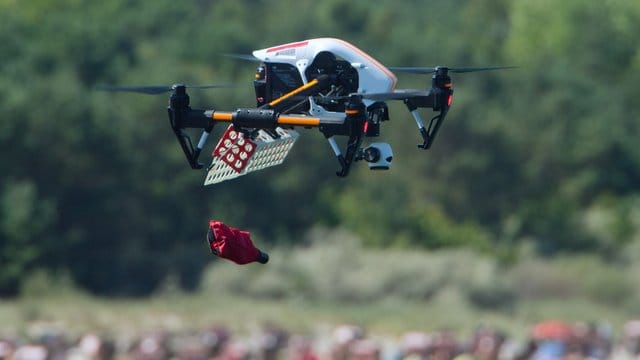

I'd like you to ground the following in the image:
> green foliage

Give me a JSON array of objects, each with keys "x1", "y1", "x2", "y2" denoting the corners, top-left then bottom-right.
[
  {"x1": 200, "y1": 229, "x2": 640, "y2": 312},
  {"x1": 201, "y1": 227, "x2": 503, "y2": 304},
  {"x1": 0, "y1": 181, "x2": 56, "y2": 295},
  {"x1": 509, "y1": 253, "x2": 635, "y2": 308},
  {"x1": 1, "y1": 0, "x2": 639, "y2": 296},
  {"x1": 19, "y1": 269, "x2": 83, "y2": 298}
]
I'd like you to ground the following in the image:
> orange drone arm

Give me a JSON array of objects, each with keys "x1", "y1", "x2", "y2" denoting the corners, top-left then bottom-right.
[
  {"x1": 210, "y1": 111, "x2": 322, "y2": 127},
  {"x1": 267, "y1": 78, "x2": 323, "y2": 108}
]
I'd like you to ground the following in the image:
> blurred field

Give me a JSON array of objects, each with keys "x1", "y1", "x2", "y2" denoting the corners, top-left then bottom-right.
[
  {"x1": 0, "y1": 292, "x2": 629, "y2": 341},
  {"x1": 2, "y1": 227, "x2": 639, "y2": 341}
]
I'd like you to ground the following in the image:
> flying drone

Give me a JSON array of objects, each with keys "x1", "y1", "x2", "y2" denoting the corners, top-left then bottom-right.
[{"x1": 101, "y1": 38, "x2": 513, "y2": 185}]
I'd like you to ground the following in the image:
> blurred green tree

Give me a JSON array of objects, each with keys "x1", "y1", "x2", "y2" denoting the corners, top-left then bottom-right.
[{"x1": 1, "y1": 0, "x2": 639, "y2": 296}]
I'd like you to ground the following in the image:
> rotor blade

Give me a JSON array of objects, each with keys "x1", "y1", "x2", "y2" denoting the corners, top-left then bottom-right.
[
  {"x1": 187, "y1": 84, "x2": 236, "y2": 90},
  {"x1": 388, "y1": 67, "x2": 438, "y2": 75},
  {"x1": 448, "y1": 66, "x2": 518, "y2": 73},
  {"x1": 95, "y1": 85, "x2": 174, "y2": 94},
  {"x1": 223, "y1": 53, "x2": 262, "y2": 62},
  {"x1": 303, "y1": 90, "x2": 433, "y2": 103},
  {"x1": 389, "y1": 66, "x2": 517, "y2": 74},
  {"x1": 358, "y1": 90, "x2": 432, "y2": 101},
  {"x1": 96, "y1": 84, "x2": 235, "y2": 95}
]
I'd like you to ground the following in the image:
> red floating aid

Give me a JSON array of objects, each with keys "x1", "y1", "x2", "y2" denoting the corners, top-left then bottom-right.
[{"x1": 207, "y1": 220, "x2": 269, "y2": 265}]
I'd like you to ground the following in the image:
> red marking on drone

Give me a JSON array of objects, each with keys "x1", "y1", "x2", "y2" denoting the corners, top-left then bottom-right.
[
  {"x1": 266, "y1": 41, "x2": 309, "y2": 53},
  {"x1": 213, "y1": 126, "x2": 257, "y2": 173}
]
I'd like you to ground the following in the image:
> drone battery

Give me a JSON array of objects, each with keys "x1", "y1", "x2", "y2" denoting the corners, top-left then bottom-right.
[{"x1": 204, "y1": 125, "x2": 299, "y2": 185}]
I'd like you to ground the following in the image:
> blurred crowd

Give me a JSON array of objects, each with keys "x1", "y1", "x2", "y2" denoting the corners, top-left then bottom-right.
[{"x1": 2, "y1": 319, "x2": 640, "y2": 360}]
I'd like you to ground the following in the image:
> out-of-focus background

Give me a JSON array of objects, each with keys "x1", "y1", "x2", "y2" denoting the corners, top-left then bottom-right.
[{"x1": 2, "y1": 0, "x2": 640, "y2": 358}]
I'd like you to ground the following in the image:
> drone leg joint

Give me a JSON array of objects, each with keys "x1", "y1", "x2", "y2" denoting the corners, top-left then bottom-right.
[
  {"x1": 402, "y1": 99, "x2": 428, "y2": 149},
  {"x1": 326, "y1": 136, "x2": 348, "y2": 177},
  {"x1": 409, "y1": 109, "x2": 431, "y2": 149}
]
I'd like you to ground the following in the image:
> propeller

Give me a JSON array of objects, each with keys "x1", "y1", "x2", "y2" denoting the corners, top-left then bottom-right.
[
  {"x1": 305, "y1": 90, "x2": 432, "y2": 103},
  {"x1": 223, "y1": 53, "x2": 262, "y2": 62},
  {"x1": 96, "y1": 83, "x2": 235, "y2": 95},
  {"x1": 356, "y1": 90, "x2": 432, "y2": 101},
  {"x1": 388, "y1": 66, "x2": 517, "y2": 75}
]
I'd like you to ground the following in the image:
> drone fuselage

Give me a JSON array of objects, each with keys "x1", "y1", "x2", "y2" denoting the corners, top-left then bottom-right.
[{"x1": 251, "y1": 38, "x2": 397, "y2": 116}]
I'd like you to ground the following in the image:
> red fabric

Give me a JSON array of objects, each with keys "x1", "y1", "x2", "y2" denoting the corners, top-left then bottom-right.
[{"x1": 208, "y1": 220, "x2": 261, "y2": 265}]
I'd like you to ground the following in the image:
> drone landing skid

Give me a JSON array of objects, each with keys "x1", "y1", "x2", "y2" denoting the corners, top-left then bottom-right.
[{"x1": 204, "y1": 125, "x2": 299, "y2": 185}]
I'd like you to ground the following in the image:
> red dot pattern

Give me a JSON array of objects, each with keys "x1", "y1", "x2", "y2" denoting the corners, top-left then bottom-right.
[{"x1": 212, "y1": 126, "x2": 257, "y2": 173}]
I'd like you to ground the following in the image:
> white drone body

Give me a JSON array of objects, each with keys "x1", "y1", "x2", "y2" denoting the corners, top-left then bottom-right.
[{"x1": 252, "y1": 38, "x2": 398, "y2": 116}]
